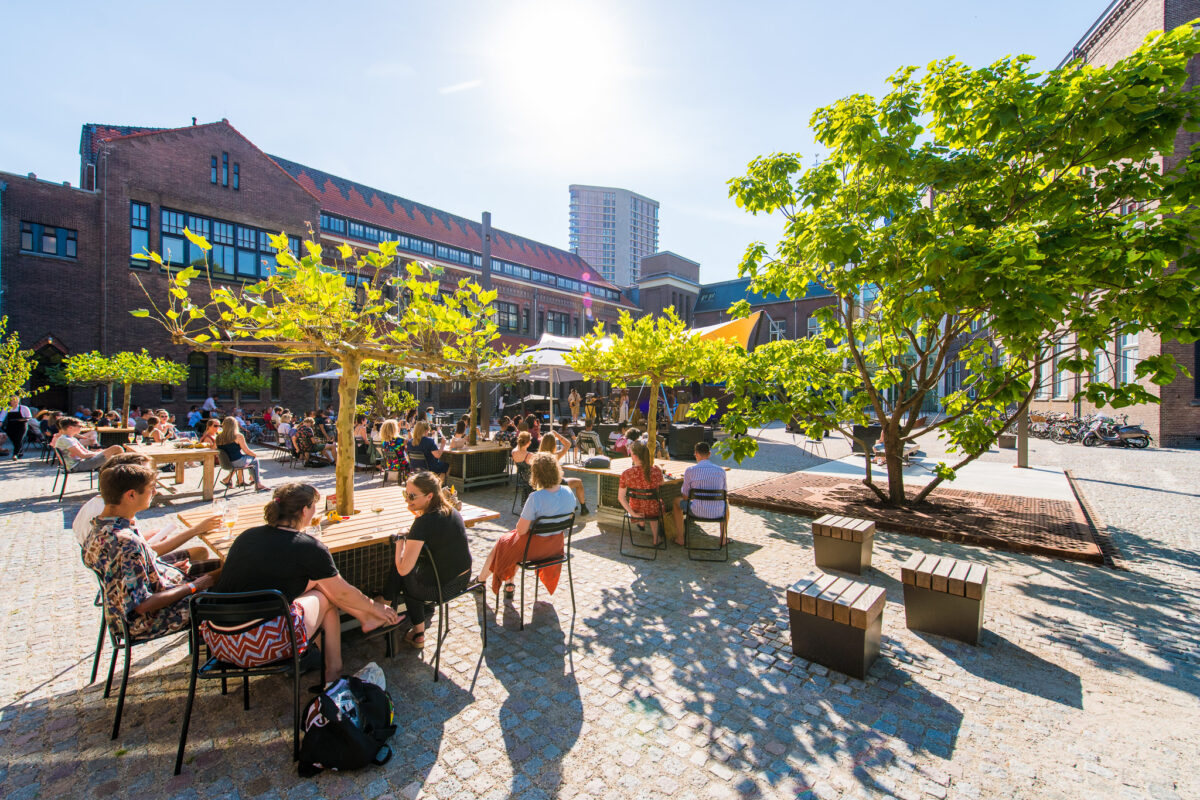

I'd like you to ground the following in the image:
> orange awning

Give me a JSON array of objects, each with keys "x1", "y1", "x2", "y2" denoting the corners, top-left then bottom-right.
[{"x1": 691, "y1": 311, "x2": 761, "y2": 349}]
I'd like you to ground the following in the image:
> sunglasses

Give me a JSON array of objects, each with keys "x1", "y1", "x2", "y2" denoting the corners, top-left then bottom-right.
[{"x1": 405, "y1": 492, "x2": 428, "y2": 501}]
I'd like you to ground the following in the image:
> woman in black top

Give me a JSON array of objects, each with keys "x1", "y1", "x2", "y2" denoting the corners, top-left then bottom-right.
[
  {"x1": 4, "y1": 395, "x2": 31, "y2": 460},
  {"x1": 391, "y1": 471, "x2": 472, "y2": 648},
  {"x1": 215, "y1": 416, "x2": 268, "y2": 490},
  {"x1": 210, "y1": 483, "x2": 400, "y2": 677}
]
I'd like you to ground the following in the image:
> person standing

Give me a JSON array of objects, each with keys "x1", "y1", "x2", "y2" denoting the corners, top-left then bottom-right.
[
  {"x1": 568, "y1": 388, "x2": 581, "y2": 423},
  {"x1": 4, "y1": 395, "x2": 32, "y2": 460},
  {"x1": 618, "y1": 389, "x2": 630, "y2": 424}
]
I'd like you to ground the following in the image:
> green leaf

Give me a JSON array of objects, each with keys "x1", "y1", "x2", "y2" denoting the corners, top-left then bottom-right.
[
  {"x1": 130, "y1": 309, "x2": 150, "y2": 318},
  {"x1": 183, "y1": 227, "x2": 212, "y2": 251}
]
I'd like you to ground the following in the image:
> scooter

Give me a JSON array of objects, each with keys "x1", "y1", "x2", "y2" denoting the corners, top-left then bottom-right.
[{"x1": 1081, "y1": 415, "x2": 1153, "y2": 448}]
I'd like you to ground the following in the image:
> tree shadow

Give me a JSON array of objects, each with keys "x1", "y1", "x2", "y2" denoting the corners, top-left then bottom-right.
[
  {"x1": 915, "y1": 630, "x2": 1084, "y2": 708},
  {"x1": 568, "y1": 532, "x2": 964, "y2": 797}
]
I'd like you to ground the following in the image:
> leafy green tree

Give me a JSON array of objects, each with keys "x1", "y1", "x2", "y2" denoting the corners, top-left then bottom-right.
[
  {"x1": 358, "y1": 362, "x2": 418, "y2": 421},
  {"x1": 567, "y1": 309, "x2": 740, "y2": 451},
  {"x1": 212, "y1": 361, "x2": 270, "y2": 409},
  {"x1": 720, "y1": 24, "x2": 1200, "y2": 504},
  {"x1": 62, "y1": 350, "x2": 187, "y2": 425},
  {"x1": 0, "y1": 317, "x2": 39, "y2": 401}
]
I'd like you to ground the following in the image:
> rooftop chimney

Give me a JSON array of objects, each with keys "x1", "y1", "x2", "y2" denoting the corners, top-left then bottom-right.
[{"x1": 192, "y1": 117, "x2": 197, "y2": 126}]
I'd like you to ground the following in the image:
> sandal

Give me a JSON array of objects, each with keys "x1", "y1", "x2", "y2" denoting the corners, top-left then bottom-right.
[
  {"x1": 404, "y1": 627, "x2": 426, "y2": 649},
  {"x1": 503, "y1": 583, "x2": 516, "y2": 598}
]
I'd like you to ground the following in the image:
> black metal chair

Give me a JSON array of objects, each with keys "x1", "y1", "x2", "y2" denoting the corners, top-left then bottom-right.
[
  {"x1": 81, "y1": 557, "x2": 187, "y2": 740},
  {"x1": 511, "y1": 460, "x2": 533, "y2": 513},
  {"x1": 406, "y1": 447, "x2": 429, "y2": 474},
  {"x1": 576, "y1": 431, "x2": 603, "y2": 462},
  {"x1": 175, "y1": 589, "x2": 325, "y2": 774},
  {"x1": 214, "y1": 450, "x2": 253, "y2": 497},
  {"x1": 415, "y1": 550, "x2": 487, "y2": 682},
  {"x1": 51, "y1": 447, "x2": 96, "y2": 501},
  {"x1": 620, "y1": 487, "x2": 667, "y2": 561},
  {"x1": 514, "y1": 512, "x2": 576, "y2": 631},
  {"x1": 683, "y1": 488, "x2": 729, "y2": 562}
]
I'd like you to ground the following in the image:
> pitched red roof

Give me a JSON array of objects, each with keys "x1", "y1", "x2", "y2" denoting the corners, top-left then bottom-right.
[
  {"x1": 79, "y1": 123, "x2": 165, "y2": 162},
  {"x1": 269, "y1": 156, "x2": 619, "y2": 291}
]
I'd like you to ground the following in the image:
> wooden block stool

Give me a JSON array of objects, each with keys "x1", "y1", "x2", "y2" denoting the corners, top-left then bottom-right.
[
  {"x1": 786, "y1": 570, "x2": 887, "y2": 679},
  {"x1": 811, "y1": 515, "x2": 876, "y2": 574},
  {"x1": 900, "y1": 553, "x2": 987, "y2": 645}
]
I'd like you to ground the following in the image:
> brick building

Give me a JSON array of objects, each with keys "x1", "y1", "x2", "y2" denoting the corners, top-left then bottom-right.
[
  {"x1": 0, "y1": 119, "x2": 632, "y2": 417},
  {"x1": 1019, "y1": 0, "x2": 1200, "y2": 446},
  {"x1": 690, "y1": 277, "x2": 837, "y2": 349},
  {"x1": 634, "y1": 251, "x2": 701, "y2": 325}
]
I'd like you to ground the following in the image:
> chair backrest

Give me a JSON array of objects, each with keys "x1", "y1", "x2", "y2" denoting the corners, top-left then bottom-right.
[
  {"x1": 577, "y1": 431, "x2": 602, "y2": 453},
  {"x1": 216, "y1": 449, "x2": 235, "y2": 470},
  {"x1": 522, "y1": 511, "x2": 575, "y2": 562},
  {"x1": 627, "y1": 486, "x2": 662, "y2": 510},
  {"x1": 686, "y1": 487, "x2": 727, "y2": 521},
  {"x1": 418, "y1": 547, "x2": 471, "y2": 604},
  {"x1": 514, "y1": 460, "x2": 531, "y2": 482},
  {"x1": 190, "y1": 589, "x2": 291, "y2": 628},
  {"x1": 407, "y1": 448, "x2": 429, "y2": 471}
]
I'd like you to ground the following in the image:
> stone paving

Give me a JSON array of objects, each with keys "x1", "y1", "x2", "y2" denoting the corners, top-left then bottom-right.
[{"x1": 0, "y1": 430, "x2": 1197, "y2": 800}]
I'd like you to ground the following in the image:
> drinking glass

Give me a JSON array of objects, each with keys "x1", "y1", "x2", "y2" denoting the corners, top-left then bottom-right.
[
  {"x1": 306, "y1": 513, "x2": 322, "y2": 539},
  {"x1": 222, "y1": 508, "x2": 238, "y2": 541},
  {"x1": 371, "y1": 504, "x2": 385, "y2": 535}
]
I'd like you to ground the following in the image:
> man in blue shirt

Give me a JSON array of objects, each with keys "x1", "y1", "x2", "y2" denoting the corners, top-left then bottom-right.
[{"x1": 670, "y1": 441, "x2": 726, "y2": 546}]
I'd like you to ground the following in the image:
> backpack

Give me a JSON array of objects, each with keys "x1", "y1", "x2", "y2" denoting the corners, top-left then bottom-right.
[
  {"x1": 583, "y1": 455, "x2": 611, "y2": 469},
  {"x1": 297, "y1": 676, "x2": 397, "y2": 776}
]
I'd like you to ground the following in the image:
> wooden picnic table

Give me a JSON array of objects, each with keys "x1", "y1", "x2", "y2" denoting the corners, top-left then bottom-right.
[
  {"x1": 178, "y1": 485, "x2": 501, "y2": 597},
  {"x1": 130, "y1": 442, "x2": 218, "y2": 501},
  {"x1": 443, "y1": 443, "x2": 510, "y2": 493},
  {"x1": 563, "y1": 457, "x2": 729, "y2": 540}
]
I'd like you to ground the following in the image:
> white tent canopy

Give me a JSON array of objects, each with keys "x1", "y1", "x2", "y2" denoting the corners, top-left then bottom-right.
[
  {"x1": 503, "y1": 333, "x2": 613, "y2": 421},
  {"x1": 302, "y1": 367, "x2": 437, "y2": 381}
]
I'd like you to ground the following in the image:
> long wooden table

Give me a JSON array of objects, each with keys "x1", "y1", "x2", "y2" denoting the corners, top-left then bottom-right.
[
  {"x1": 563, "y1": 457, "x2": 729, "y2": 540},
  {"x1": 131, "y1": 443, "x2": 218, "y2": 501},
  {"x1": 178, "y1": 486, "x2": 501, "y2": 597}
]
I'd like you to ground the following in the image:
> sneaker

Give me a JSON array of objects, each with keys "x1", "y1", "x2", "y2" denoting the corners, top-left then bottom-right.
[{"x1": 579, "y1": 503, "x2": 590, "y2": 517}]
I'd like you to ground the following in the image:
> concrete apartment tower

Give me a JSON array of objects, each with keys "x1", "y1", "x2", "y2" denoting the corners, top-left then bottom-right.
[{"x1": 568, "y1": 184, "x2": 659, "y2": 288}]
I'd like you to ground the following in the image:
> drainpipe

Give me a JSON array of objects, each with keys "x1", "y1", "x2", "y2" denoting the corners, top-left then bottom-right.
[
  {"x1": 0, "y1": 180, "x2": 7, "y2": 319},
  {"x1": 479, "y1": 212, "x2": 493, "y2": 431},
  {"x1": 100, "y1": 146, "x2": 109, "y2": 353}
]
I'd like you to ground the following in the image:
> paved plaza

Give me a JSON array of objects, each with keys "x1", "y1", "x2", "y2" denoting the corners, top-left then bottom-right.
[{"x1": 0, "y1": 430, "x2": 1197, "y2": 800}]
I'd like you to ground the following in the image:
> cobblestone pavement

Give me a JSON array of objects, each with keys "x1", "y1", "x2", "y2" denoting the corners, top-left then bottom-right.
[{"x1": 0, "y1": 433, "x2": 1196, "y2": 800}]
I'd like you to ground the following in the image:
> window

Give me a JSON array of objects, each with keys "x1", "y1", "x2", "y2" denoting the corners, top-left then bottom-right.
[
  {"x1": 320, "y1": 214, "x2": 346, "y2": 234},
  {"x1": 547, "y1": 311, "x2": 571, "y2": 336},
  {"x1": 496, "y1": 301, "x2": 520, "y2": 333},
  {"x1": 232, "y1": 163, "x2": 240, "y2": 190},
  {"x1": 210, "y1": 156, "x2": 218, "y2": 184},
  {"x1": 186, "y1": 352, "x2": 208, "y2": 400},
  {"x1": 161, "y1": 209, "x2": 187, "y2": 266},
  {"x1": 161, "y1": 383, "x2": 174, "y2": 402},
  {"x1": 1118, "y1": 331, "x2": 1139, "y2": 385},
  {"x1": 215, "y1": 354, "x2": 233, "y2": 400},
  {"x1": 20, "y1": 221, "x2": 77, "y2": 259},
  {"x1": 1053, "y1": 343, "x2": 1069, "y2": 399},
  {"x1": 236, "y1": 226, "x2": 258, "y2": 277},
  {"x1": 1093, "y1": 349, "x2": 1111, "y2": 384},
  {"x1": 130, "y1": 202, "x2": 150, "y2": 266},
  {"x1": 806, "y1": 316, "x2": 821, "y2": 338},
  {"x1": 1035, "y1": 358, "x2": 1049, "y2": 399},
  {"x1": 211, "y1": 221, "x2": 234, "y2": 273},
  {"x1": 221, "y1": 152, "x2": 229, "y2": 187},
  {"x1": 187, "y1": 216, "x2": 210, "y2": 268},
  {"x1": 769, "y1": 317, "x2": 786, "y2": 342}
]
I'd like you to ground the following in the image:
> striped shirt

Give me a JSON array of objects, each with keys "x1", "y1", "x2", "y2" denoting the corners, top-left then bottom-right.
[{"x1": 681, "y1": 458, "x2": 726, "y2": 519}]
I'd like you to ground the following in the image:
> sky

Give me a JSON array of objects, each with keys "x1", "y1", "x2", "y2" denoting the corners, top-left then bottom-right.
[{"x1": 0, "y1": 0, "x2": 1117, "y2": 284}]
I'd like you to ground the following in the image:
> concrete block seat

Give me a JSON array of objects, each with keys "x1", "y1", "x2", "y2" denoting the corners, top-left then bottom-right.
[
  {"x1": 900, "y1": 553, "x2": 988, "y2": 645},
  {"x1": 786, "y1": 570, "x2": 886, "y2": 679},
  {"x1": 812, "y1": 514, "x2": 875, "y2": 574}
]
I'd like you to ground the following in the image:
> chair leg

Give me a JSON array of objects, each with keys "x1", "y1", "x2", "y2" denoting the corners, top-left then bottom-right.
[
  {"x1": 567, "y1": 558, "x2": 576, "y2": 620},
  {"x1": 432, "y1": 606, "x2": 444, "y2": 682},
  {"x1": 519, "y1": 569, "x2": 526, "y2": 631},
  {"x1": 478, "y1": 591, "x2": 487, "y2": 649},
  {"x1": 174, "y1": 641, "x2": 203, "y2": 775},
  {"x1": 103, "y1": 644, "x2": 119, "y2": 698},
  {"x1": 91, "y1": 617, "x2": 106, "y2": 684},
  {"x1": 292, "y1": 651, "x2": 302, "y2": 762},
  {"x1": 243, "y1": 671, "x2": 251, "y2": 710},
  {"x1": 112, "y1": 638, "x2": 133, "y2": 739}
]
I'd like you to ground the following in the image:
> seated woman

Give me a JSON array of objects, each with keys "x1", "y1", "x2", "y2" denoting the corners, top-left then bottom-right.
[
  {"x1": 389, "y1": 471, "x2": 473, "y2": 648},
  {"x1": 55, "y1": 418, "x2": 125, "y2": 472},
  {"x1": 524, "y1": 413, "x2": 541, "y2": 442},
  {"x1": 295, "y1": 417, "x2": 336, "y2": 466},
  {"x1": 82, "y1": 460, "x2": 222, "y2": 640},
  {"x1": 144, "y1": 416, "x2": 165, "y2": 444},
  {"x1": 409, "y1": 420, "x2": 448, "y2": 477},
  {"x1": 206, "y1": 483, "x2": 400, "y2": 678},
  {"x1": 618, "y1": 441, "x2": 665, "y2": 544},
  {"x1": 476, "y1": 452, "x2": 577, "y2": 597},
  {"x1": 353, "y1": 414, "x2": 371, "y2": 465},
  {"x1": 611, "y1": 424, "x2": 635, "y2": 456},
  {"x1": 215, "y1": 416, "x2": 268, "y2": 491},
  {"x1": 446, "y1": 420, "x2": 468, "y2": 450},
  {"x1": 511, "y1": 430, "x2": 533, "y2": 469},
  {"x1": 378, "y1": 418, "x2": 408, "y2": 477},
  {"x1": 275, "y1": 412, "x2": 294, "y2": 445},
  {"x1": 199, "y1": 418, "x2": 221, "y2": 447},
  {"x1": 538, "y1": 432, "x2": 589, "y2": 515}
]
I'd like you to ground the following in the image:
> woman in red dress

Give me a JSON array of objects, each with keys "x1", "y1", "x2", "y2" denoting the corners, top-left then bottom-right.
[{"x1": 618, "y1": 441, "x2": 664, "y2": 544}]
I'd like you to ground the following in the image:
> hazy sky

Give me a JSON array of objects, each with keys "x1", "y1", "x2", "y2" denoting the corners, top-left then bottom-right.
[{"x1": 0, "y1": 0, "x2": 1117, "y2": 283}]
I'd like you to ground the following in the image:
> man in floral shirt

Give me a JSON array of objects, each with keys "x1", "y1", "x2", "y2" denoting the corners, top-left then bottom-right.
[{"x1": 82, "y1": 461, "x2": 220, "y2": 639}]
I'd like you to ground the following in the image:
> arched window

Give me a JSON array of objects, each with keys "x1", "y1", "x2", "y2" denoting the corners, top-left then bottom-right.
[{"x1": 186, "y1": 352, "x2": 208, "y2": 400}]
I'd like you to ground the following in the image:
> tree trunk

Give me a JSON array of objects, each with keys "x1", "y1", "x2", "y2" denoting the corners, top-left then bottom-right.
[
  {"x1": 92, "y1": 385, "x2": 100, "y2": 412},
  {"x1": 334, "y1": 356, "x2": 361, "y2": 517},
  {"x1": 122, "y1": 383, "x2": 133, "y2": 430},
  {"x1": 106, "y1": 382, "x2": 115, "y2": 413},
  {"x1": 468, "y1": 379, "x2": 479, "y2": 446},
  {"x1": 880, "y1": 422, "x2": 907, "y2": 503},
  {"x1": 232, "y1": 388, "x2": 241, "y2": 410},
  {"x1": 646, "y1": 379, "x2": 660, "y2": 460}
]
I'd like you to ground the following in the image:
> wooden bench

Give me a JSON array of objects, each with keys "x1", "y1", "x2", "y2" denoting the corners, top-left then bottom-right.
[
  {"x1": 900, "y1": 553, "x2": 987, "y2": 645},
  {"x1": 812, "y1": 514, "x2": 875, "y2": 574},
  {"x1": 786, "y1": 570, "x2": 887, "y2": 679}
]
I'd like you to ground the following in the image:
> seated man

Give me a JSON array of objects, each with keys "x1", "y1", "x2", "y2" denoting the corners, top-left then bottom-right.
[
  {"x1": 81, "y1": 461, "x2": 222, "y2": 640},
  {"x1": 55, "y1": 418, "x2": 125, "y2": 473},
  {"x1": 670, "y1": 441, "x2": 727, "y2": 547}
]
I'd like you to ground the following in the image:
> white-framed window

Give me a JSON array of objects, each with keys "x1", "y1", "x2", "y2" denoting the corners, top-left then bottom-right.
[
  {"x1": 1035, "y1": 357, "x2": 1049, "y2": 399},
  {"x1": 806, "y1": 316, "x2": 821, "y2": 338},
  {"x1": 1053, "y1": 342, "x2": 1069, "y2": 399},
  {"x1": 1093, "y1": 349, "x2": 1111, "y2": 384},
  {"x1": 769, "y1": 318, "x2": 786, "y2": 342},
  {"x1": 1118, "y1": 331, "x2": 1139, "y2": 385}
]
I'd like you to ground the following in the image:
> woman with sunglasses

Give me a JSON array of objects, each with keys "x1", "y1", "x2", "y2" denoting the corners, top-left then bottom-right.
[{"x1": 390, "y1": 471, "x2": 472, "y2": 649}]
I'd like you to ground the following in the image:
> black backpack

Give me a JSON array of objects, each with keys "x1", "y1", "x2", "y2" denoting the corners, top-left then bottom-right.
[{"x1": 297, "y1": 676, "x2": 397, "y2": 776}]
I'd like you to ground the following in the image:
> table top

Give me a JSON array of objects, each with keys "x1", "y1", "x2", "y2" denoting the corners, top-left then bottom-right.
[
  {"x1": 131, "y1": 442, "x2": 217, "y2": 458},
  {"x1": 445, "y1": 443, "x2": 508, "y2": 454},
  {"x1": 179, "y1": 485, "x2": 502, "y2": 558},
  {"x1": 564, "y1": 457, "x2": 728, "y2": 481}
]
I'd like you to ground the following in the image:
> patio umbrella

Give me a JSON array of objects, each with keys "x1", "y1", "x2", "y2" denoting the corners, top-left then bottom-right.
[
  {"x1": 301, "y1": 367, "x2": 437, "y2": 381},
  {"x1": 503, "y1": 333, "x2": 606, "y2": 425}
]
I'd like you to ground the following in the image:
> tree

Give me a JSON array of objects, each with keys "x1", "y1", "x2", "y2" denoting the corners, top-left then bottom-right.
[
  {"x1": 212, "y1": 360, "x2": 270, "y2": 409},
  {"x1": 567, "y1": 309, "x2": 740, "y2": 451},
  {"x1": 133, "y1": 231, "x2": 500, "y2": 516},
  {"x1": 358, "y1": 361, "x2": 418, "y2": 420},
  {"x1": 62, "y1": 350, "x2": 187, "y2": 425},
  {"x1": 719, "y1": 24, "x2": 1200, "y2": 504},
  {"x1": 0, "y1": 317, "x2": 39, "y2": 400}
]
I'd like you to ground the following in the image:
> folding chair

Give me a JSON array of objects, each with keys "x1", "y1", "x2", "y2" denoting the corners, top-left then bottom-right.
[
  {"x1": 514, "y1": 512, "x2": 576, "y2": 631},
  {"x1": 51, "y1": 447, "x2": 96, "y2": 501},
  {"x1": 81, "y1": 557, "x2": 186, "y2": 740},
  {"x1": 620, "y1": 487, "x2": 667, "y2": 561},
  {"x1": 214, "y1": 450, "x2": 253, "y2": 498},
  {"x1": 684, "y1": 488, "x2": 729, "y2": 562},
  {"x1": 511, "y1": 461, "x2": 532, "y2": 514},
  {"x1": 413, "y1": 551, "x2": 487, "y2": 682},
  {"x1": 175, "y1": 589, "x2": 325, "y2": 774}
]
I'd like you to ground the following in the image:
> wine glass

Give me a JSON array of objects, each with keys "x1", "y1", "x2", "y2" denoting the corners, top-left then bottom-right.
[
  {"x1": 371, "y1": 504, "x2": 385, "y2": 535},
  {"x1": 222, "y1": 507, "x2": 238, "y2": 541},
  {"x1": 306, "y1": 511, "x2": 322, "y2": 539},
  {"x1": 211, "y1": 499, "x2": 228, "y2": 520}
]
